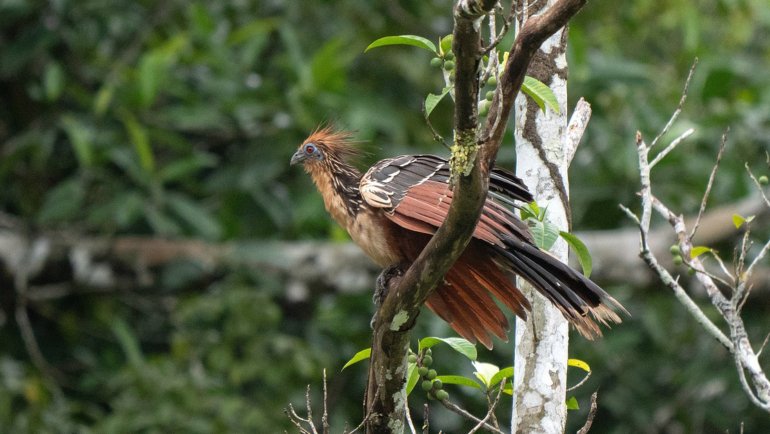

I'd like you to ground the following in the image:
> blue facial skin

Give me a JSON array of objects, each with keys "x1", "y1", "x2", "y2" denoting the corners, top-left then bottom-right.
[{"x1": 290, "y1": 142, "x2": 323, "y2": 165}]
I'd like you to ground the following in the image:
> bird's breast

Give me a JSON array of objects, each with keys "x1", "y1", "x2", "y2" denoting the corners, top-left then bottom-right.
[{"x1": 348, "y1": 210, "x2": 403, "y2": 267}]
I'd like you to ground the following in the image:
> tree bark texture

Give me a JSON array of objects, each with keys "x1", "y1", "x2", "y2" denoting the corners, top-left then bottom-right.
[{"x1": 512, "y1": 1, "x2": 571, "y2": 432}]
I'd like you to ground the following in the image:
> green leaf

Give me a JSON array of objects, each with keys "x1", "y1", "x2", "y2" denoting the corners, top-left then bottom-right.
[
  {"x1": 43, "y1": 61, "x2": 64, "y2": 102},
  {"x1": 120, "y1": 112, "x2": 155, "y2": 173},
  {"x1": 144, "y1": 205, "x2": 182, "y2": 236},
  {"x1": 489, "y1": 366, "x2": 514, "y2": 388},
  {"x1": 520, "y1": 201, "x2": 541, "y2": 221},
  {"x1": 37, "y1": 178, "x2": 85, "y2": 223},
  {"x1": 439, "y1": 35, "x2": 453, "y2": 56},
  {"x1": 732, "y1": 213, "x2": 754, "y2": 229},
  {"x1": 566, "y1": 396, "x2": 580, "y2": 410},
  {"x1": 690, "y1": 246, "x2": 713, "y2": 259},
  {"x1": 158, "y1": 153, "x2": 218, "y2": 183},
  {"x1": 365, "y1": 35, "x2": 436, "y2": 54},
  {"x1": 93, "y1": 83, "x2": 115, "y2": 116},
  {"x1": 419, "y1": 337, "x2": 477, "y2": 360},
  {"x1": 568, "y1": 358, "x2": 591, "y2": 372},
  {"x1": 732, "y1": 214, "x2": 745, "y2": 229},
  {"x1": 166, "y1": 193, "x2": 222, "y2": 240},
  {"x1": 435, "y1": 375, "x2": 481, "y2": 389},
  {"x1": 406, "y1": 362, "x2": 420, "y2": 395},
  {"x1": 111, "y1": 319, "x2": 144, "y2": 368},
  {"x1": 60, "y1": 116, "x2": 94, "y2": 167},
  {"x1": 502, "y1": 382, "x2": 513, "y2": 395},
  {"x1": 528, "y1": 218, "x2": 560, "y2": 250},
  {"x1": 522, "y1": 76, "x2": 560, "y2": 114},
  {"x1": 472, "y1": 361, "x2": 499, "y2": 388},
  {"x1": 425, "y1": 86, "x2": 452, "y2": 117},
  {"x1": 560, "y1": 231, "x2": 593, "y2": 277},
  {"x1": 342, "y1": 348, "x2": 371, "y2": 370}
]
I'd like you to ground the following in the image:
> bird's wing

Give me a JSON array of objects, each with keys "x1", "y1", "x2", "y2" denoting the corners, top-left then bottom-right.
[
  {"x1": 360, "y1": 154, "x2": 625, "y2": 345},
  {"x1": 359, "y1": 154, "x2": 534, "y2": 246}
]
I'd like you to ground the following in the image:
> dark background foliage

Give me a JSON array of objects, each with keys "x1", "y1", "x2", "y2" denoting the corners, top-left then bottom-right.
[{"x1": 1, "y1": 0, "x2": 769, "y2": 432}]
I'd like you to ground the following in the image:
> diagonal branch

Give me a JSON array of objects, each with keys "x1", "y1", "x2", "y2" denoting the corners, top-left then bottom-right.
[{"x1": 364, "y1": 1, "x2": 590, "y2": 431}]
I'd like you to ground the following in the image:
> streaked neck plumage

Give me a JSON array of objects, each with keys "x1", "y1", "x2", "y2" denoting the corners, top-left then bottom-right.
[{"x1": 306, "y1": 156, "x2": 364, "y2": 228}]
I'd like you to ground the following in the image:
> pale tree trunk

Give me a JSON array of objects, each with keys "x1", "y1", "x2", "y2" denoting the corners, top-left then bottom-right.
[{"x1": 512, "y1": 1, "x2": 571, "y2": 432}]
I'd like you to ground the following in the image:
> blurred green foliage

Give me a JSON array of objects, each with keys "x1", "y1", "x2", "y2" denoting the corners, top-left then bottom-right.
[{"x1": 1, "y1": 0, "x2": 770, "y2": 432}]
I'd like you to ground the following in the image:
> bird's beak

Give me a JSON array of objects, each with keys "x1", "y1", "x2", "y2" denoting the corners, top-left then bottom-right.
[{"x1": 290, "y1": 149, "x2": 306, "y2": 166}]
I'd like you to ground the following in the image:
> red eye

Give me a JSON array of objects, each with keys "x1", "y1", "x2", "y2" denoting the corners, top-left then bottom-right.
[{"x1": 304, "y1": 144, "x2": 316, "y2": 154}]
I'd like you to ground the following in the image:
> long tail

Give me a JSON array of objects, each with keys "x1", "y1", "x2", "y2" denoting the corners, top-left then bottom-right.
[
  {"x1": 425, "y1": 239, "x2": 626, "y2": 349},
  {"x1": 494, "y1": 236, "x2": 627, "y2": 339}
]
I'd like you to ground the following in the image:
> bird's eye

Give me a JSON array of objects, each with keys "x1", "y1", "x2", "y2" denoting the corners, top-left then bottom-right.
[{"x1": 304, "y1": 143, "x2": 316, "y2": 154}]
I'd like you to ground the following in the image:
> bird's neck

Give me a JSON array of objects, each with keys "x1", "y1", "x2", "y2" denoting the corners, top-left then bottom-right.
[{"x1": 308, "y1": 160, "x2": 364, "y2": 227}]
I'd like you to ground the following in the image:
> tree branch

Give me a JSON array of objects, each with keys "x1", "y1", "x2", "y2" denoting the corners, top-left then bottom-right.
[{"x1": 363, "y1": 1, "x2": 590, "y2": 431}]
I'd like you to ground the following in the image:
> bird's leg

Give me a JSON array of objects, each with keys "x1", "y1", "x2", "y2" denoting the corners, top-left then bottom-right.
[{"x1": 371, "y1": 264, "x2": 405, "y2": 329}]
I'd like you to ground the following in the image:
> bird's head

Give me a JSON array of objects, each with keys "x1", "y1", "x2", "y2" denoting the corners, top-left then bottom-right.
[{"x1": 290, "y1": 126, "x2": 359, "y2": 170}]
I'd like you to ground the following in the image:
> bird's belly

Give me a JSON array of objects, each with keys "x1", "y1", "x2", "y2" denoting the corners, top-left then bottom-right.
[{"x1": 348, "y1": 212, "x2": 402, "y2": 267}]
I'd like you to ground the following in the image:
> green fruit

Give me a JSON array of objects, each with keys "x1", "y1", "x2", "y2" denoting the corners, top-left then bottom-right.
[
  {"x1": 421, "y1": 380, "x2": 433, "y2": 392},
  {"x1": 443, "y1": 60, "x2": 455, "y2": 71},
  {"x1": 760, "y1": 175, "x2": 769, "y2": 185},
  {"x1": 486, "y1": 75, "x2": 497, "y2": 87},
  {"x1": 670, "y1": 245, "x2": 681, "y2": 255},
  {"x1": 687, "y1": 267, "x2": 696, "y2": 275},
  {"x1": 425, "y1": 349, "x2": 432, "y2": 356},
  {"x1": 426, "y1": 369, "x2": 437, "y2": 380},
  {"x1": 408, "y1": 354, "x2": 418, "y2": 363},
  {"x1": 479, "y1": 100, "x2": 490, "y2": 117},
  {"x1": 422, "y1": 355, "x2": 433, "y2": 366},
  {"x1": 418, "y1": 366, "x2": 429, "y2": 376},
  {"x1": 444, "y1": 52, "x2": 455, "y2": 61},
  {"x1": 485, "y1": 90, "x2": 494, "y2": 101},
  {"x1": 435, "y1": 390, "x2": 449, "y2": 401},
  {"x1": 673, "y1": 255, "x2": 683, "y2": 266},
  {"x1": 432, "y1": 379, "x2": 443, "y2": 390},
  {"x1": 430, "y1": 57, "x2": 442, "y2": 68}
]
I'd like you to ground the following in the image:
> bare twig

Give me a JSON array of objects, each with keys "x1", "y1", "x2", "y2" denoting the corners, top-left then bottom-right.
[
  {"x1": 650, "y1": 58, "x2": 698, "y2": 149},
  {"x1": 689, "y1": 129, "x2": 728, "y2": 240},
  {"x1": 649, "y1": 127, "x2": 695, "y2": 168},
  {"x1": 567, "y1": 368, "x2": 592, "y2": 392},
  {"x1": 422, "y1": 403, "x2": 429, "y2": 434},
  {"x1": 564, "y1": 98, "x2": 593, "y2": 165},
  {"x1": 468, "y1": 378, "x2": 506, "y2": 434},
  {"x1": 440, "y1": 398, "x2": 505, "y2": 434},
  {"x1": 746, "y1": 163, "x2": 770, "y2": 209},
  {"x1": 405, "y1": 402, "x2": 417, "y2": 434},
  {"x1": 576, "y1": 391, "x2": 599, "y2": 434},
  {"x1": 322, "y1": 370, "x2": 330, "y2": 434},
  {"x1": 625, "y1": 80, "x2": 770, "y2": 412}
]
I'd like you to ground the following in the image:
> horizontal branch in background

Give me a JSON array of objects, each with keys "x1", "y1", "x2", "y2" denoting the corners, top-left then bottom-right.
[{"x1": 2, "y1": 194, "x2": 767, "y2": 302}]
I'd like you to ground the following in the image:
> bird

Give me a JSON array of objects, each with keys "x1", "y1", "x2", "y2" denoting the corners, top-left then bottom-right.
[{"x1": 290, "y1": 126, "x2": 625, "y2": 349}]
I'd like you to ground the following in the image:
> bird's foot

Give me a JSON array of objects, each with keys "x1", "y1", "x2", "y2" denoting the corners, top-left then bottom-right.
[{"x1": 371, "y1": 264, "x2": 405, "y2": 329}]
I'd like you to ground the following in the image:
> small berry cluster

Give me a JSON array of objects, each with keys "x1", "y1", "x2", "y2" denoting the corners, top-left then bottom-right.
[{"x1": 409, "y1": 348, "x2": 448, "y2": 401}]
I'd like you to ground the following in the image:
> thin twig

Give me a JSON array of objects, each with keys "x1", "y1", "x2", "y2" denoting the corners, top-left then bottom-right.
[
  {"x1": 576, "y1": 391, "x2": 599, "y2": 434},
  {"x1": 306, "y1": 385, "x2": 319, "y2": 434},
  {"x1": 421, "y1": 101, "x2": 450, "y2": 150},
  {"x1": 322, "y1": 370, "x2": 330, "y2": 434},
  {"x1": 482, "y1": 2, "x2": 515, "y2": 55},
  {"x1": 567, "y1": 369, "x2": 592, "y2": 392},
  {"x1": 405, "y1": 402, "x2": 417, "y2": 434},
  {"x1": 422, "y1": 403, "x2": 429, "y2": 434},
  {"x1": 650, "y1": 58, "x2": 698, "y2": 149},
  {"x1": 468, "y1": 378, "x2": 506, "y2": 434},
  {"x1": 757, "y1": 332, "x2": 770, "y2": 358},
  {"x1": 689, "y1": 129, "x2": 728, "y2": 240},
  {"x1": 440, "y1": 398, "x2": 504, "y2": 434},
  {"x1": 285, "y1": 404, "x2": 313, "y2": 434},
  {"x1": 746, "y1": 163, "x2": 770, "y2": 209},
  {"x1": 649, "y1": 127, "x2": 695, "y2": 168}
]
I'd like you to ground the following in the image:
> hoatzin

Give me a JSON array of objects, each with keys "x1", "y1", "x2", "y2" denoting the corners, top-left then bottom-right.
[{"x1": 291, "y1": 127, "x2": 625, "y2": 349}]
